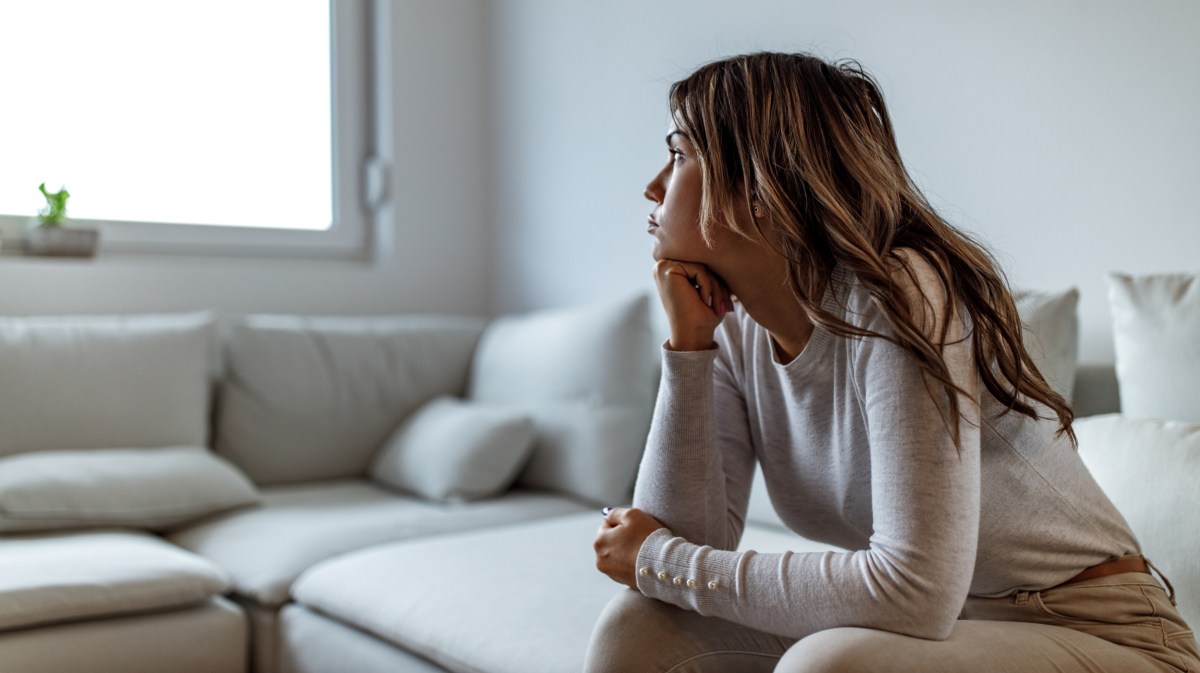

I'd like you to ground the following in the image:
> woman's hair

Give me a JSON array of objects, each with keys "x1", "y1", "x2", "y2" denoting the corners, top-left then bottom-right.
[{"x1": 669, "y1": 51, "x2": 1073, "y2": 444}]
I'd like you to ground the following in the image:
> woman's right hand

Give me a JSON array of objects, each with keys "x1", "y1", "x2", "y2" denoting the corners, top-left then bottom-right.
[{"x1": 653, "y1": 259, "x2": 734, "y2": 351}]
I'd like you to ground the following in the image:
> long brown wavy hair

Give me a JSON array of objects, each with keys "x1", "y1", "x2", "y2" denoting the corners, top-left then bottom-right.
[{"x1": 669, "y1": 51, "x2": 1073, "y2": 445}]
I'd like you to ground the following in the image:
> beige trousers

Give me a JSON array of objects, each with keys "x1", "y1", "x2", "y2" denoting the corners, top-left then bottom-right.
[{"x1": 584, "y1": 572, "x2": 1199, "y2": 673}]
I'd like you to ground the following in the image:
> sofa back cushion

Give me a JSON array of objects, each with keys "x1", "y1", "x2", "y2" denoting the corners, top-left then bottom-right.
[
  {"x1": 1074, "y1": 414, "x2": 1200, "y2": 629},
  {"x1": 1013, "y1": 288, "x2": 1079, "y2": 403},
  {"x1": 469, "y1": 295, "x2": 659, "y2": 505},
  {"x1": 1108, "y1": 272, "x2": 1200, "y2": 422},
  {"x1": 0, "y1": 312, "x2": 215, "y2": 456},
  {"x1": 216, "y1": 315, "x2": 487, "y2": 485}
]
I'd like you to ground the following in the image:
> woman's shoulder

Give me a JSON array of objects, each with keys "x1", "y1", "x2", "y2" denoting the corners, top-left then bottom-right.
[
  {"x1": 841, "y1": 247, "x2": 958, "y2": 331},
  {"x1": 828, "y1": 248, "x2": 975, "y2": 361},
  {"x1": 882, "y1": 248, "x2": 951, "y2": 305}
]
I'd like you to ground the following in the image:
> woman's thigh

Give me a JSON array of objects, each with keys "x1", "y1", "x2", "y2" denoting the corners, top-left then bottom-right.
[
  {"x1": 777, "y1": 573, "x2": 1198, "y2": 673},
  {"x1": 775, "y1": 620, "x2": 1175, "y2": 673},
  {"x1": 583, "y1": 589, "x2": 794, "y2": 673}
]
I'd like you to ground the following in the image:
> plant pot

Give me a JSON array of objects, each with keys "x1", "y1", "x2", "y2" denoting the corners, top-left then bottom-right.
[{"x1": 25, "y1": 225, "x2": 99, "y2": 257}]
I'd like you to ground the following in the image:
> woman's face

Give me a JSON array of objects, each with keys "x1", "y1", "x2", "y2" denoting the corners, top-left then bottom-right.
[{"x1": 644, "y1": 129, "x2": 711, "y2": 264}]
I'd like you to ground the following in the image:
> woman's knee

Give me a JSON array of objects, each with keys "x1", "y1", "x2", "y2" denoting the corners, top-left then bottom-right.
[
  {"x1": 774, "y1": 627, "x2": 893, "y2": 673},
  {"x1": 584, "y1": 589, "x2": 786, "y2": 673},
  {"x1": 584, "y1": 589, "x2": 674, "y2": 673}
]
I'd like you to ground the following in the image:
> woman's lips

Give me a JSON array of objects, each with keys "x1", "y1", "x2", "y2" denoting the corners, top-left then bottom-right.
[{"x1": 647, "y1": 216, "x2": 659, "y2": 232}]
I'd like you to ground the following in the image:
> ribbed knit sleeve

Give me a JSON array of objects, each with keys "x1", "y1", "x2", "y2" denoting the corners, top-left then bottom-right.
[{"x1": 630, "y1": 340, "x2": 756, "y2": 550}]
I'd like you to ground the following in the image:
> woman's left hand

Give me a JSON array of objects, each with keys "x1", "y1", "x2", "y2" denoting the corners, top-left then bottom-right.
[{"x1": 593, "y1": 507, "x2": 667, "y2": 589}]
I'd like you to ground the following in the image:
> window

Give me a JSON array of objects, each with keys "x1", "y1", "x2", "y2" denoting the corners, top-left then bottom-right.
[{"x1": 0, "y1": 0, "x2": 378, "y2": 259}]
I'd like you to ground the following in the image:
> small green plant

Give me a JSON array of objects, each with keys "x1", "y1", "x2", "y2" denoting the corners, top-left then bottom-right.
[{"x1": 37, "y1": 182, "x2": 70, "y2": 226}]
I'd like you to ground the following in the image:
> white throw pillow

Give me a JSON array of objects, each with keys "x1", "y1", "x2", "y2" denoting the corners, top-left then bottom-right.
[
  {"x1": 1074, "y1": 414, "x2": 1200, "y2": 630},
  {"x1": 0, "y1": 447, "x2": 259, "y2": 533},
  {"x1": 469, "y1": 295, "x2": 660, "y2": 505},
  {"x1": 369, "y1": 396, "x2": 536, "y2": 502},
  {"x1": 1013, "y1": 288, "x2": 1079, "y2": 403},
  {"x1": 1108, "y1": 272, "x2": 1200, "y2": 422},
  {"x1": 0, "y1": 312, "x2": 215, "y2": 457}
]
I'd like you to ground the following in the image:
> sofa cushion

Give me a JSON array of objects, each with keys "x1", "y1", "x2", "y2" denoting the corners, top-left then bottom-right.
[
  {"x1": 1074, "y1": 414, "x2": 1200, "y2": 629},
  {"x1": 0, "y1": 529, "x2": 230, "y2": 631},
  {"x1": 469, "y1": 295, "x2": 660, "y2": 505},
  {"x1": 0, "y1": 312, "x2": 215, "y2": 457},
  {"x1": 1013, "y1": 288, "x2": 1079, "y2": 403},
  {"x1": 169, "y1": 479, "x2": 588, "y2": 607},
  {"x1": 0, "y1": 597, "x2": 247, "y2": 673},
  {"x1": 280, "y1": 606, "x2": 447, "y2": 673},
  {"x1": 369, "y1": 396, "x2": 536, "y2": 502},
  {"x1": 746, "y1": 464, "x2": 787, "y2": 531},
  {"x1": 1108, "y1": 272, "x2": 1200, "y2": 422},
  {"x1": 0, "y1": 447, "x2": 259, "y2": 533},
  {"x1": 216, "y1": 315, "x2": 487, "y2": 485},
  {"x1": 290, "y1": 511, "x2": 622, "y2": 673},
  {"x1": 290, "y1": 512, "x2": 836, "y2": 673},
  {"x1": 1072, "y1": 364, "x2": 1121, "y2": 418}
]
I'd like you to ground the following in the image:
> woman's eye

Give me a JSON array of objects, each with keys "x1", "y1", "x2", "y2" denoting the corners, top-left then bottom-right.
[{"x1": 670, "y1": 149, "x2": 684, "y2": 162}]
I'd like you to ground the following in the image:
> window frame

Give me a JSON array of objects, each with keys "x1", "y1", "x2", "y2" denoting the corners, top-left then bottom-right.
[{"x1": 0, "y1": 0, "x2": 381, "y2": 261}]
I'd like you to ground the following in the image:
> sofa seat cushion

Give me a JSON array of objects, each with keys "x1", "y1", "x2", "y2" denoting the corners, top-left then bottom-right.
[
  {"x1": 0, "y1": 529, "x2": 230, "y2": 631},
  {"x1": 0, "y1": 596, "x2": 247, "y2": 673},
  {"x1": 290, "y1": 511, "x2": 614, "y2": 673},
  {"x1": 279, "y1": 605, "x2": 448, "y2": 673},
  {"x1": 169, "y1": 479, "x2": 587, "y2": 608},
  {"x1": 290, "y1": 512, "x2": 840, "y2": 673}
]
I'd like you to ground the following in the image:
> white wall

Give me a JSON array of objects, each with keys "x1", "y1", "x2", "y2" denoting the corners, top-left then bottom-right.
[
  {"x1": 0, "y1": 0, "x2": 491, "y2": 319},
  {"x1": 4, "y1": 0, "x2": 1197, "y2": 365},
  {"x1": 485, "y1": 0, "x2": 1200, "y2": 364}
]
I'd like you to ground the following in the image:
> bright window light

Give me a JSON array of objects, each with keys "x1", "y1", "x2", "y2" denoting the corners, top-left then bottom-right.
[{"x1": 0, "y1": 0, "x2": 331, "y2": 230}]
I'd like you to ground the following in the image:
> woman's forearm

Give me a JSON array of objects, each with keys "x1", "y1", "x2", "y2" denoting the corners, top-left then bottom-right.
[{"x1": 632, "y1": 347, "x2": 753, "y2": 550}]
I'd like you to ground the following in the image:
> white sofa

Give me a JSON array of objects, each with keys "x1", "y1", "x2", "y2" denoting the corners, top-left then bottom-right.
[{"x1": 0, "y1": 278, "x2": 1196, "y2": 673}]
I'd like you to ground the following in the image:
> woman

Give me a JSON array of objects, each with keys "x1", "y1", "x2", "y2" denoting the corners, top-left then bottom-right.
[{"x1": 586, "y1": 52, "x2": 1198, "y2": 673}]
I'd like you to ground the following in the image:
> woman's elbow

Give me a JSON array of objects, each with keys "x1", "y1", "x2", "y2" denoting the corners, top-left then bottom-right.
[{"x1": 879, "y1": 590, "x2": 963, "y2": 640}]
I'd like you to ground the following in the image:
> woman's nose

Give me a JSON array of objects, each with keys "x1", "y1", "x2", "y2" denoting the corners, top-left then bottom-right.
[{"x1": 644, "y1": 170, "x2": 665, "y2": 203}]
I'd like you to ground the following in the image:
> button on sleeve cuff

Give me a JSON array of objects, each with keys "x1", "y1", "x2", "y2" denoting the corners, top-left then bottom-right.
[{"x1": 634, "y1": 528, "x2": 741, "y2": 616}]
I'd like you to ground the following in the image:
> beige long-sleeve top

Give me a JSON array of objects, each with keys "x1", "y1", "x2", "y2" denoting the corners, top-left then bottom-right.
[{"x1": 632, "y1": 259, "x2": 1138, "y2": 641}]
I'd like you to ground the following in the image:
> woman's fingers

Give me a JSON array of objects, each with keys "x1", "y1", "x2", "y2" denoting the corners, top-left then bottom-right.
[
  {"x1": 593, "y1": 507, "x2": 667, "y2": 589},
  {"x1": 655, "y1": 260, "x2": 720, "y2": 308},
  {"x1": 600, "y1": 505, "x2": 625, "y2": 528},
  {"x1": 653, "y1": 259, "x2": 733, "y2": 351},
  {"x1": 713, "y1": 276, "x2": 732, "y2": 315},
  {"x1": 655, "y1": 259, "x2": 734, "y2": 316}
]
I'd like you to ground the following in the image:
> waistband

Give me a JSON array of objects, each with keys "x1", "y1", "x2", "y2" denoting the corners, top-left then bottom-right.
[
  {"x1": 1061, "y1": 555, "x2": 1149, "y2": 586},
  {"x1": 1058, "y1": 555, "x2": 1176, "y2": 605}
]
